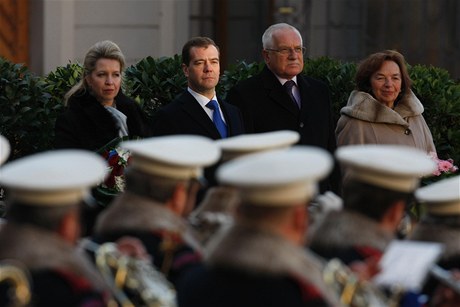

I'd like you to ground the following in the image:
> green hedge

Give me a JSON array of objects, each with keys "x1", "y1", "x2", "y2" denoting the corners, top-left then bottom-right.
[{"x1": 1, "y1": 56, "x2": 459, "y2": 169}]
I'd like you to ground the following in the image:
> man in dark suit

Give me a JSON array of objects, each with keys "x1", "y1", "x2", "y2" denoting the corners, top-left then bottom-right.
[
  {"x1": 152, "y1": 37, "x2": 245, "y2": 139},
  {"x1": 226, "y1": 23, "x2": 338, "y2": 193}
]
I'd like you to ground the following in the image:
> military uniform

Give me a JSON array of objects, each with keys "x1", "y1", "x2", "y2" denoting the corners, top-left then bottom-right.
[
  {"x1": 411, "y1": 176, "x2": 460, "y2": 270},
  {"x1": 91, "y1": 135, "x2": 220, "y2": 287},
  {"x1": 0, "y1": 224, "x2": 109, "y2": 306},
  {"x1": 179, "y1": 223, "x2": 339, "y2": 307},
  {"x1": 0, "y1": 150, "x2": 111, "y2": 306},
  {"x1": 179, "y1": 146, "x2": 343, "y2": 306},
  {"x1": 93, "y1": 192, "x2": 203, "y2": 285},
  {"x1": 309, "y1": 210, "x2": 391, "y2": 264},
  {"x1": 410, "y1": 176, "x2": 460, "y2": 303},
  {"x1": 309, "y1": 145, "x2": 436, "y2": 264}
]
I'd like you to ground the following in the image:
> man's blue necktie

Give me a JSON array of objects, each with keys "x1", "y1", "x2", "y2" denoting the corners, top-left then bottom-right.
[
  {"x1": 284, "y1": 80, "x2": 300, "y2": 108},
  {"x1": 206, "y1": 100, "x2": 228, "y2": 138}
]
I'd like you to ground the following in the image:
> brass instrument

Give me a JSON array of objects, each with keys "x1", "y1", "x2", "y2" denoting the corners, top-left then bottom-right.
[
  {"x1": 0, "y1": 260, "x2": 32, "y2": 307},
  {"x1": 188, "y1": 186, "x2": 238, "y2": 245},
  {"x1": 94, "y1": 242, "x2": 177, "y2": 307},
  {"x1": 188, "y1": 211, "x2": 234, "y2": 245},
  {"x1": 322, "y1": 258, "x2": 402, "y2": 307}
]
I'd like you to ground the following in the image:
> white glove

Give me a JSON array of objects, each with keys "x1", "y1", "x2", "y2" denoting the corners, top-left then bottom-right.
[{"x1": 313, "y1": 191, "x2": 343, "y2": 213}]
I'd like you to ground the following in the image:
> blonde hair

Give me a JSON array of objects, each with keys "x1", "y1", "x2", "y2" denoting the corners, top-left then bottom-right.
[{"x1": 64, "y1": 40, "x2": 126, "y2": 104}]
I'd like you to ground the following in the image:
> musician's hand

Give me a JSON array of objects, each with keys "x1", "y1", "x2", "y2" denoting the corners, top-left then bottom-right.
[
  {"x1": 116, "y1": 236, "x2": 151, "y2": 261},
  {"x1": 349, "y1": 256, "x2": 381, "y2": 281}
]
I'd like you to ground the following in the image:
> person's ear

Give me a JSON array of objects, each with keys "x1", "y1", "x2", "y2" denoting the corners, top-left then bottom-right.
[
  {"x1": 182, "y1": 63, "x2": 189, "y2": 77},
  {"x1": 294, "y1": 206, "x2": 307, "y2": 229},
  {"x1": 292, "y1": 205, "x2": 308, "y2": 244},
  {"x1": 381, "y1": 200, "x2": 405, "y2": 233},
  {"x1": 58, "y1": 208, "x2": 81, "y2": 244},
  {"x1": 182, "y1": 180, "x2": 201, "y2": 217},
  {"x1": 262, "y1": 49, "x2": 270, "y2": 64},
  {"x1": 85, "y1": 74, "x2": 92, "y2": 87},
  {"x1": 167, "y1": 183, "x2": 187, "y2": 215}
]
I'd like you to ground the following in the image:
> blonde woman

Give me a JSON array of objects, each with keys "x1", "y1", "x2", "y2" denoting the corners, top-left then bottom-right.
[{"x1": 55, "y1": 40, "x2": 152, "y2": 151}]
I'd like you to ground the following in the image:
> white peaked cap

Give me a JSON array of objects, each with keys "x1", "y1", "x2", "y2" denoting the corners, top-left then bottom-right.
[
  {"x1": 217, "y1": 146, "x2": 333, "y2": 206},
  {"x1": 0, "y1": 150, "x2": 107, "y2": 206},
  {"x1": 415, "y1": 175, "x2": 460, "y2": 215},
  {"x1": 121, "y1": 135, "x2": 221, "y2": 180},
  {"x1": 0, "y1": 135, "x2": 10, "y2": 165},
  {"x1": 215, "y1": 130, "x2": 300, "y2": 161},
  {"x1": 336, "y1": 144, "x2": 437, "y2": 193}
]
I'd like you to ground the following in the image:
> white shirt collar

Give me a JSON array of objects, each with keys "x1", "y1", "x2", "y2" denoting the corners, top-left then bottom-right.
[
  {"x1": 187, "y1": 87, "x2": 218, "y2": 107},
  {"x1": 275, "y1": 75, "x2": 298, "y2": 87}
]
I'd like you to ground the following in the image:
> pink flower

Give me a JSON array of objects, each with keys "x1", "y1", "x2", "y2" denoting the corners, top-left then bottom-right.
[
  {"x1": 438, "y1": 160, "x2": 454, "y2": 172},
  {"x1": 428, "y1": 152, "x2": 458, "y2": 176}
]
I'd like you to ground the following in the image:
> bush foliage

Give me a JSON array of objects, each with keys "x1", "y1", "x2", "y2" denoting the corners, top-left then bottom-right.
[
  {"x1": 0, "y1": 58, "x2": 55, "y2": 158},
  {"x1": 1, "y1": 55, "x2": 459, "y2": 168},
  {"x1": 124, "y1": 55, "x2": 187, "y2": 119}
]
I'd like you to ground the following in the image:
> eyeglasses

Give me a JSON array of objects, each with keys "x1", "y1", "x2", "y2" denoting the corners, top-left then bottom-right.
[{"x1": 265, "y1": 46, "x2": 306, "y2": 55}]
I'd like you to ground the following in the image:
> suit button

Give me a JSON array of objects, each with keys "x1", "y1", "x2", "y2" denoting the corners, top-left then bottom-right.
[{"x1": 299, "y1": 122, "x2": 304, "y2": 128}]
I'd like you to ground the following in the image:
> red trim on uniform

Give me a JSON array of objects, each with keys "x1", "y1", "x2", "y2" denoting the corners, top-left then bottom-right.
[
  {"x1": 172, "y1": 252, "x2": 202, "y2": 270},
  {"x1": 53, "y1": 269, "x2": 93, "y2": 293},
  {"x1": 151, "y1": 230, "x2": 184, "y2": 244},
  {"x1": 290, "y1": 274, "x2": 324, "y2": 302},
  {"x1": 354, "y1": 245, "x2": 383, "y2": 260}
]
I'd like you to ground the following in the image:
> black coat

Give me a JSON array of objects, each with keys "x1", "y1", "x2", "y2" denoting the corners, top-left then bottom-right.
[
  {"x1": 226, "y1": 65, "x2": 336, "y2": 150},
  {"x1": 55, "y1": 91, "x2": 152, "y2": 151},
  {"x1": 227, "y1": 66, "x2": 340, "y2": 193},
  {"x1": 177, "y1": 265, "x2": 330, "y2": 307},
  {"x1": 0, "y1": 269, "x2": 108, "y2": 307},
  {"x1": 151, "y1": 91, "x2": 245, "y2": 140}
]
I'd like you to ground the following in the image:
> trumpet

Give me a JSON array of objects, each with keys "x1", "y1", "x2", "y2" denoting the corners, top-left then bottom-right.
[
  {"x1": 93, "y1": 242, "x2": 177, "y2": 307},
  {"x1": 0, "y1": 260, "x2": 32, "y2": 306},
  {"x1": 322, "y1": 258, "x2": 402, "y2": 307}
]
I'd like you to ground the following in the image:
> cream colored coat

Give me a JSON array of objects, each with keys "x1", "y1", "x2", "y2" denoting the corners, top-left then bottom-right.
[{"x1": 336, "y1": 90, "x2": 436, "y2": 153}]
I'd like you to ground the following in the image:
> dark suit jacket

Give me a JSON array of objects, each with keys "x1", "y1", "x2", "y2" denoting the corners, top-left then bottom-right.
[
  {"x1": 151, "y1": 91, "x2": 245, "y2": 140},
  {"x1": 226, "y1": 66, "x2": 340, "y2": 193}
]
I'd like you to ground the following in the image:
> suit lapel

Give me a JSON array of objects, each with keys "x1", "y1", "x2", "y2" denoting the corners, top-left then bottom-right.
[
  {"x1": 261, "y1": 67, "x2": 300, "y2": 116},
  {"x1": 220, "y1": 102, "x2": 237, "y2": 135},
  {"x1": 179, "y1": 91, "x2": 221, "y2": 139},
  {"x1": 297, "y1": 76, "x2": 315, "y2": 120}
]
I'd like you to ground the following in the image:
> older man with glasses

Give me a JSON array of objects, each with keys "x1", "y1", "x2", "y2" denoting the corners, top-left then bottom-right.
[{"x1": 226, "y1": 23, "x2": 340, "y2": 194}]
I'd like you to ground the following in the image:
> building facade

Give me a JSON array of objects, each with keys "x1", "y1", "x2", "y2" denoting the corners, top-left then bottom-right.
[{"x1": 1, "y1": 0, "x2": 459, "y2": 79}]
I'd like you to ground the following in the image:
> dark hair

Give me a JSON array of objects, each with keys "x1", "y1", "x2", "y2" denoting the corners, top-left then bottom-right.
[
  {"x1": 6, "y1": 201, "x2": 79, "y2": 232},
  {"x1": 355, "y1": 50, "x2": 412, "y2": 103},
  {"x1": 124, "y1": 168, "x2": 189, "y2": 203},
  {"x1": 181, "y1": 37, "x2": 219, "y2": 66},
  {"x1": 343, "y1": 179, "x2": 413, "y2": 221}
]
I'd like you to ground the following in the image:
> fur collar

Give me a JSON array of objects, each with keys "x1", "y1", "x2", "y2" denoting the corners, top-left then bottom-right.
[
  {"x1": 309, "y1": 210, "x2": 394, "y2": 252},
  {"x1": 94, "y1": 192, "x2": 202, "y2": 252},
  {"x1": 0, "y1": 223, "x2": 107, "y2": 290},
  {"x1": 410, "y1": 222, "x2": 460, "y2": 262},
  {"x1": 206, "y1": 222, "x2": 342, "y2": 306},
  {"x1": 340, "y1": 90, "x2": 424, "y2": 127}
]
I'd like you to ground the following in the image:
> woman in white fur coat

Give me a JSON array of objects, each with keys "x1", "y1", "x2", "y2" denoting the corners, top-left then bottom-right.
[{"x1": 336, "y1": 50, "x2": 436, "y2": 154}]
